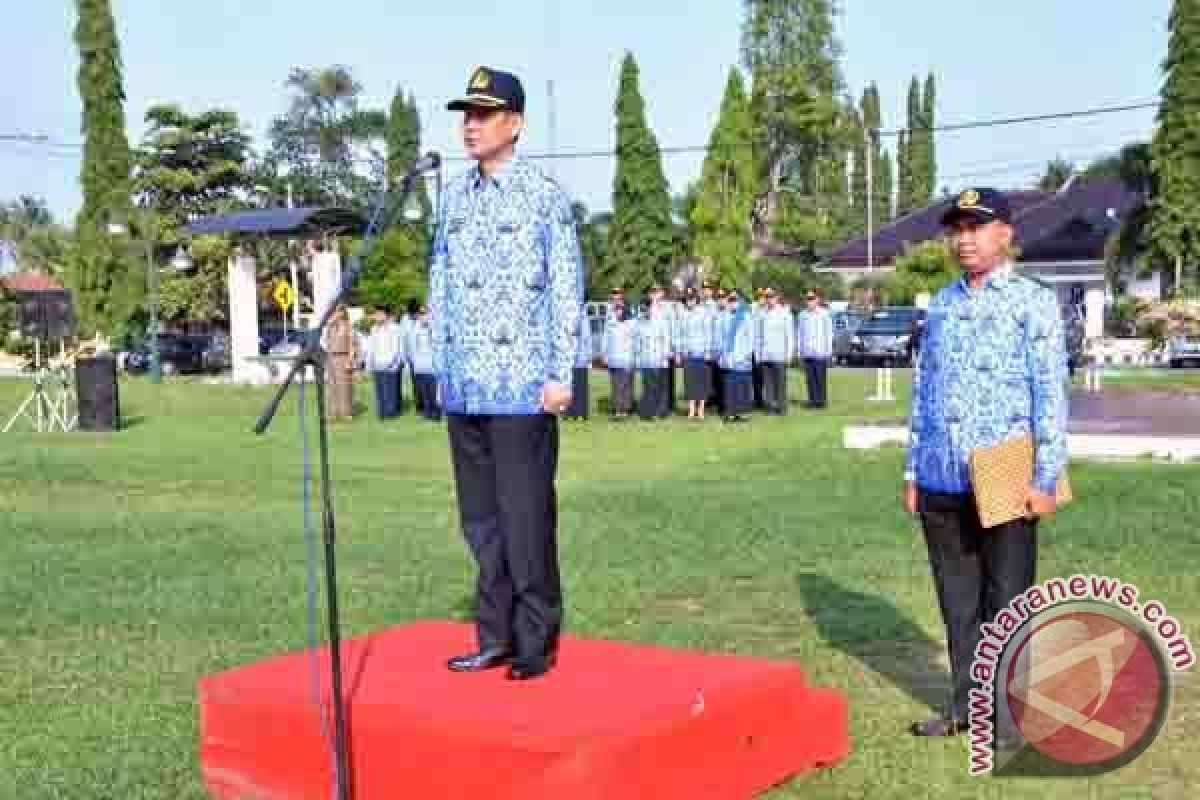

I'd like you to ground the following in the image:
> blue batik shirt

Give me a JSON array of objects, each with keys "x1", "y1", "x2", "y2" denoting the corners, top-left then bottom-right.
[
  {"x1": 680, "y1": 305, "x2": 717, "y2": 359},
  {"x1": 796, "y1": 307, "x2": 834, "y2": 359},
  {"x1": 428, "y1": 156, "x2": 585, "y2": 415},
  {"x1": 904, "y1": 265, "x2": 1069, "y2": 495},
  {"x1": 634, "y1": 312, "x2": 672, "y2": 369},
  {"x1": 756, "y1": 306, "x2": 795, "y2": 364},
  {"x1": 407, "y1": 318, "x2": 435, "y2": 375},
  {"x1": 602, "y1": 315, "x2": 636, "y2": 369},
  {"x1": 718, "y1": 306, "x2": 755, "y2": 371}
]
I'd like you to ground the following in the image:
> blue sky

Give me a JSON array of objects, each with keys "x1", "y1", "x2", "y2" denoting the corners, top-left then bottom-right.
[{"x1": 2, "y1": 1, "x2": 1170, "y2": 224}]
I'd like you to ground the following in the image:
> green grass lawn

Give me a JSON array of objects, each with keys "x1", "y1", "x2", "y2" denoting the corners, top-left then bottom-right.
[{"x1": 2, "y1": 368, "x2": 1198, "y2": 799}]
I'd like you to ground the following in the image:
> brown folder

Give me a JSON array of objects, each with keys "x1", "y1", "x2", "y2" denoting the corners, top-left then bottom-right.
[{"x1": 969, "y1": 433, "x2": 1072, "y2": 529}]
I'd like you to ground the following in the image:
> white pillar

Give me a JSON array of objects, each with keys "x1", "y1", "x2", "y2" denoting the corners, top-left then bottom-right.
[
  {"x1": 1084, "y1": 285, "x2": 1105, "y2": 340},
  {"x1": 311, "y1": 248, "x2": 343, "y2": 325},
  {"x1": 228, "y1": 252, "x2": 270, "y2": 384}
]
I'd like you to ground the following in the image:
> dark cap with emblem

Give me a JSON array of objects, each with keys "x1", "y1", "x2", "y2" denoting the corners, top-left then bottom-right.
[
  {"x1": 447, "y1": 66, "x2": 526, "y2": 113},
  {"x1": 940, "y1": 187, "x2": 1012, "y2": 226}
]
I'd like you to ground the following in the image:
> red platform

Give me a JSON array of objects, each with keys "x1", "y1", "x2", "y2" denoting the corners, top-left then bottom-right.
[{"x1": 198, "y1": 621, "x2": 849, "y2": 799}]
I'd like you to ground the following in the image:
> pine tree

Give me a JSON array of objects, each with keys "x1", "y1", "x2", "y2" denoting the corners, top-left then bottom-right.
[
  {"x1": 897, "y1": 76, "x2": 922, "y2": 215},
  {"x1": 878, "y1": 144, "x2": 894, "y2": 223},
  {"x1": 852, "y1": 83, "x2": 890, "y2": 230},
  {"x1": 1147, "y1": 0, "x2": 1200, "y2": 295},
  {"x1": 607, "y1": 53, "x2": 675, "y2": 292},
  {"x1": 71, "y1": 0, "x2": 139, "y2": 340},
  {"x1": 691, "y1": 68, "x2": 756, "y2": 288},
  {"x1": 921, "y1": 73, "x2": 937, "y2": 202},
  {"x1": 359, "y1": 87, "x2": 431, "y2": 309},
  {"x1": 895, "y1": 129, "x2": 909, "y2": 216},
  {"x1": 741, "y1": 0, "x2": 845, "y2": 250}
]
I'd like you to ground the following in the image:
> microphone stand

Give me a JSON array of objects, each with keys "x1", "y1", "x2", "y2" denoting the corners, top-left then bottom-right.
[{"x1": 252, "y1": 156, "x2": 437, "y2": 800}]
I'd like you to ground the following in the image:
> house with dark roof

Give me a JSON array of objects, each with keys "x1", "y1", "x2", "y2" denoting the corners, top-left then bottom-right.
[
  {"x1": 816, "y1": 179, "x2": 1158, "y2": 339},
  {"x1": 2, "y1": 269, "x2": 73, "y2": 342}
]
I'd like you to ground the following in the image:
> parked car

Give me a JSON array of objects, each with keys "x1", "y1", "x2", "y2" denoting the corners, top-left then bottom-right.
[
  {"x1": 1168, "y1": 333, "x2": 1200, "y2": 368},
  {"x1": 124, "y1": 333, "x2": 227, "y2": 376},
  {"x1": 831, "y1": 309, "x2": 866, "y2": 366},
  {"x1": 846, "y1": 306, "x2": 925, "y2": 367}
]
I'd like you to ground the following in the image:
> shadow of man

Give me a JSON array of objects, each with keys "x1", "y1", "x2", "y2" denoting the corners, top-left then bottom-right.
[{"x1": 796, "y1": 571, "x2": 951, "y2": 714}]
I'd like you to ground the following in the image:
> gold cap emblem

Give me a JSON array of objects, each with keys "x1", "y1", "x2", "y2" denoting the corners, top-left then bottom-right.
[
  {"x1": 958, "y1": 189, "x2": 980, "y2": 208},
  {"x1": 470, "y1": 68, "x2": 490, "y2": 90}
]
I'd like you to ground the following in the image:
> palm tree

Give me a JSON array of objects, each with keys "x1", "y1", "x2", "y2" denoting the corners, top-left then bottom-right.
[
  {"x1": 0, "y1": 196, "x2": 71, "y2": 276},
  {"x1": 268, "y1": 66, "x2": 388, "y2": 208}
]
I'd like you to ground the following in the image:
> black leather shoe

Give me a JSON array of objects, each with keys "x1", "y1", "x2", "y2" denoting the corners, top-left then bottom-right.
[
  {"x1": 506, "y1": 654, "x2": 556, "y2": 681},
  {"x1": 446, "y1": 647, "x2": 511, "y2": 672},
  {"x1": 910, "y1": 716, "x2": 968, "y2": 736}
]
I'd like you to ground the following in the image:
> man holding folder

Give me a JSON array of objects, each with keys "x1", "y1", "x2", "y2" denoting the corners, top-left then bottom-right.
[{"x1": 903, "y1": 187, "x2": 1069, "y2": 737}]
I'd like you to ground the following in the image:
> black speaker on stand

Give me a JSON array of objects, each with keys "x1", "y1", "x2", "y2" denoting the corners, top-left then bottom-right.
[{"x1": 75, "y1": 354, "x2": 120, "y2": 431}]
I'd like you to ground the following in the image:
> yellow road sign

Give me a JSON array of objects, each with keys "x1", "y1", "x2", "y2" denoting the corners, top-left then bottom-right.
[{"x1": 273, "y1": 280, "x2": 295, "y2": 312}]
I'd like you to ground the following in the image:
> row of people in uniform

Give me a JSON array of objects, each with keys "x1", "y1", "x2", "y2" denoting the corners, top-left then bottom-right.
[
  {"x1": 359, "y1": 285, "x2": 834, "y2": 423},
  {"x1": 360, "y1": 300, "x2": 442, "y2": 421},
  {"x1": 573, "y1": 283, "x2": 835, "y2": 422}
]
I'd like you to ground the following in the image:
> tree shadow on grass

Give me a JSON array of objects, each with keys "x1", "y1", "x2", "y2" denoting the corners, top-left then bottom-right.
[{"x1": 796, "y1": 571, "x2": 951, "y2": 713}]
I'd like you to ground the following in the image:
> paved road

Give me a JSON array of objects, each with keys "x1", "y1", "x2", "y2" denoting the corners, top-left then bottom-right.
[{"x1": 1069, "y1": 388, "x2": 1200, "y2": 436}]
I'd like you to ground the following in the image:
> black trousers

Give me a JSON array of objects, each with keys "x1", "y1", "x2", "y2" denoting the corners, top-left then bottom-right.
[
  {"x1": 413, "y1": 373, "x2": 441, "y2": 420},
  {"x1": 639, "y1": 368, "x2": 665, "y2": 419},
  {"x1": 609, "y1": 368, "x2": 634, "y2": 415},
  {"x1": 372, "y1": 370, "x2": 401, "y2": 419},
  {"x1": 566, "y1": 367, "x2": 589, "y2": 419},
  {"x1": 709, "y1": 361, "x2": 724, "y2": 412},
  {"x1": 447, "y1": 414, "x2": 562, "y2": 665},
  {"x1": 761, "y1": 362, "x2": 788, "y2": 413},
  {"x1": 721, "y1": 369, "x2": 753, "y2": 415},
  {"x1": 665, "y1": 363, "x2": 677, "y2": 414},
  {"x1": 411, "y1": 369, "x2": 424, "y2": 414},
  {"x1": 752, "y1": 358, "x2": 765, "y2": 408},
  {"x1": 919, "y1": 490, "x2": 1038, "y2": 722},
  {"x1": 803, "y1": 357, "x2": 829, "y2": 408}
]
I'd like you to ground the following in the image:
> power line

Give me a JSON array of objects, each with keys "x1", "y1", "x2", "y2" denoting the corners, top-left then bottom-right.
[{"x1": 0, "y1": 98, "x2": 1161, "y2": 165}]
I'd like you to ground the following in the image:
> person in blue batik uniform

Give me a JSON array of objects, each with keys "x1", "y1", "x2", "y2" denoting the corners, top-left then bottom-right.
[
  {"x1": 634, "y1": 298, "x2": 671, "y2": 421},
  {"x1": 564, "y1": 312, "x2": 592, "y2": 420},
  {"x1": 431, "y1": 66, "x2": 584, "y2": 681},
  {"x1": 755, "y1": 287, "x2": 794, "y2": 414},
  {"x1": 364, "y1": 305, "x2": 406, "y2": 419},
  {"x1": 679, "y1": 287, "x2": 717, "y2": 419},
  {"x1": 718, "y1": 289, "x2": 755, "y2": 423},
  {"x1": 601, "y1": 288, "x2": 636, "y2": 418},
  {"x1": 904, "y1": 188, "x2": 1069, "y2": 737},
  {"x1": 405, "y1": 303, "x2": 441, "y2": 421},
  {"x1": 795, "y1": 289, "x2": 834, "y2": 409}
]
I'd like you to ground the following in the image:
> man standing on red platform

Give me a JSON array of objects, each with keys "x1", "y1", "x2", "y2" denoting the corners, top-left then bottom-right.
[{"x1": 430, "y1": 66, "x2": 585, "y2": 681}]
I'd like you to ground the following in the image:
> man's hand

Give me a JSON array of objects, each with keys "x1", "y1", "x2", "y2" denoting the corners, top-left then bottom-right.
[
  {"x1": 1026, "y1": 488, "x2": 1057, "y2": 517},
  {"x1": 542, "y1": 382, "x2": 573, "y2": 414},
  {"x1": 904, "y1": 482, "x2": 919, "y2": 515}
]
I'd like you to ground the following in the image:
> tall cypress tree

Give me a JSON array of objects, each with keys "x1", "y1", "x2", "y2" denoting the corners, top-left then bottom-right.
[
  {"x1": 879, "y1": 145, "x2": 894, "y2": 223},
  {"x1": 895, "y1": 129, "x2": 909, "y2": 216},
  {"x1": 72, "y1": 0, "x2": 138, "y2": 340},
  {"x1": 922, "y1": 73, "x2": 938, "y2": 201},
  {"x1": 1147, "y1": 0, "x2": 1200, "y2": 294},
  {"x1": 691, "y1": 68, "x2": 756, "y2": 289},
  {"x1": 607, "y1": 52, "x2": 674, "y2": 292},
  {"x1": 359, "y1": 87, "x2": 431, "y2": 309},
  {"x1": 852, "y1": 83, "x2": 889, "y2": 230},
  {"x1": 897, "y1": 76, "x2": 922, "y2": 215}
]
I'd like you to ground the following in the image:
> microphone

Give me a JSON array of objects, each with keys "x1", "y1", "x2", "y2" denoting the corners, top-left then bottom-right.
[{"x1": 409, "y1": 151, "x2": 441, "y2": 175}]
